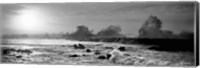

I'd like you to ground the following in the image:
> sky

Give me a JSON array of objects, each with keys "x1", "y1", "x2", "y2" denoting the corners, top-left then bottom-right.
[{"x1": 1, "y1": 2, "x2": 195, "y2": 37}]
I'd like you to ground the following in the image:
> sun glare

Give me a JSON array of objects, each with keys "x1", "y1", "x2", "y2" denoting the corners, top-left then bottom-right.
[{"x1": 11, "y1": 9, "x2": 45, "y2": 33}]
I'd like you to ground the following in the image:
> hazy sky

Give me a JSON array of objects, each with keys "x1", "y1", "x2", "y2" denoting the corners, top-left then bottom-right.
[{"x1": 1, "y1": 2, "x2": 195, "y2": 37}]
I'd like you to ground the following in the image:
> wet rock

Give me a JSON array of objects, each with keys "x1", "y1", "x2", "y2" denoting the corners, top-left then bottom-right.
[
  {"x1": 68, "y1": 54, "x2": 81, "y2": 57},
  {"x1": 16, "y1": 55, "x2": 22, "y2": 58},
  {"x1": 118, "y1": 46, "x2": 126, "y2": 51},
  {"x1": 86, "y1": 49, "x2": 91, "y2": 53},
  {"x1": 2, "y1": 48, "x2": 17, "y2": 55},
  {"x1": 97, "y1": 55, "x2": 107, "y2": 60},
  {"x1": 73, "y1": 44, "x2": 79, "y2": 49},
  {"x1": 106, "y1": 54, "x2": 112, "y2": 60},
  {"x1": 78, "y1": 44, "x2": 85, "y2": 49},
  {"x1": 73, "y1": 44, "x2": 86, "y2": 49}
]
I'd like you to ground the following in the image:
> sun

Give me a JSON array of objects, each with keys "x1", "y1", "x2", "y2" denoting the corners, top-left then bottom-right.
[
  {"x1": 11, "y1": 9, "x2": 45, "y2": 33},
  {"x1": 18, "y1": 10, "x2": 40, "y2": 30}
]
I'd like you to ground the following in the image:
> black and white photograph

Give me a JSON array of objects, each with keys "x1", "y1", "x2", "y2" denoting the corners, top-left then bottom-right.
[{"x1": 0, "y1": 2, "x2": 197, "y2": 66}]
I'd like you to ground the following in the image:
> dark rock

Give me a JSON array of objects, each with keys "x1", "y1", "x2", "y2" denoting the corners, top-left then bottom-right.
[
  {"x1": 2, "y1": 50, "x2": 8, "y2": 55},
  {"x1": 68, "y1": 54, "x2": 80, "y2": 57},
  {"x1": 106, "y1": 54, "x2": 112, "y2": 59},
  {"x1": 118, "y1": 46, "x2": 126, "y2": 51},
  {"x1": 94, "y1": 50, "x2": 101, "y2": 55},
  {"x1": 2, "y1": 49, "x2": 10, "y2": 55},
  {"x1": 16, "y1": 55, "x2": 22, "y2": 58},
  {"x1": 86, "y1": 49, "x2": 91, "y2": 53},
  {"x1": 2, "y1": 48, "x2": 17, "y2": 55},
  {"x1": 73, "y1": 44, "x2": 79, "y2": 49},
  {"x1": 82, "y1": 54, "x2": 86, "y2": 56},
  {"x1": 78, "y1": 44, "x2": 85, "y2": 49},
  {"x1": 97, "y1": 55, "x2": 106, "y2": 60}
]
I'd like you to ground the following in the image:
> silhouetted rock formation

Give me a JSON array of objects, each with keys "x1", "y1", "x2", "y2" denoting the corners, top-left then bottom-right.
[
  {"x1": 139, "y1": 15, "x2": 177, "y2": 39},
  {"x1": 68, "y1": 54, "x2": 81, "y2": 57},
  {"x1": 2, "y1": 47, "x2": 16, "y2": 55},
  {"x1": 86, "y1": 49, "x2": 91, "y2": 52},
  {"x1": 106, "y1": 54, "x2": 112, "y2": 60},
  {"x1": 2, "y1": 47, "x2": 32, "y2": 55},
  {"x1": 78, "y1": 44, "x2": 85, "y2": 49},
  {"x1": 73, "y1": 44, "x2": 79, "y2": 49},
  {"x1": 73, "y1": 44, "x2": 85, "y2": 49},
  {"x1": 16, "y1": 55, "x2": 22, "y2": 58},
  {"x1": 97, "y1": 55, "x2": 107, "y2": 60},
  {"x1": 118, "y1": 47, "x2": 126, "y2": 51}
]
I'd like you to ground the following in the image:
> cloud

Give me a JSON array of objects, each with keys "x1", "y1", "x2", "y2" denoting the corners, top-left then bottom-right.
[
  {"x1": 1, "y1": 4, "x2": 25, "y2": 16},
  {"x1": 1, "y1": 4, "x2": 26, "y2": 24},
  {"x1": 111, "y1": 2, "x2": 195, "y2": 15}
]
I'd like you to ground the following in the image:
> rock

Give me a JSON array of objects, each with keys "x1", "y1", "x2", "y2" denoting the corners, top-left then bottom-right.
[
  {"x1": 2, "y1": 48, "x2": 15, "y2": 55},
  {"x1": 94, "y1": 50, "x2": 101, "y2": 55},
  {"x1": 86, "y1": 49, "x2": 91, "y2": 53},
  {"x1": 78, "y1": 44, "x2": 85, "y2": 49},
  {"x1": 73, "y1": 44, "x2": 86, "y2": 49},
  {"x1": 106, "y1": 54, "x2": 112, "y2": 60},
  {"x1": 73, "y1": 44, "x2": 79, "y2": 49},
  {"x1": 118, "y1": 46, "x2": 126, "y2": 51},
  {"x1": 68, "y1": 54, "x2": 80, "y2": 57},
  {"x1": 16, "y1": 55, "x2": 22, "y2": 58},
  {"x1": 97, "y1": 55, "x2": 107, "y2": 60}
]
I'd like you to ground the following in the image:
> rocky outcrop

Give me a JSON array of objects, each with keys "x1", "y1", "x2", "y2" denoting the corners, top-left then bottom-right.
[
  {"x1": 68, "y1": 54, "x2": 81, "y2": 57},
  {"x1": 117, "y1": 46, "x2": 126, "y2": 51},
  {"x1": 73, "y1": 44, "x2": 85, "y2": 49},
  {"x1": 85, "y1": 49, "x2": 91, "y2": 53}
]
